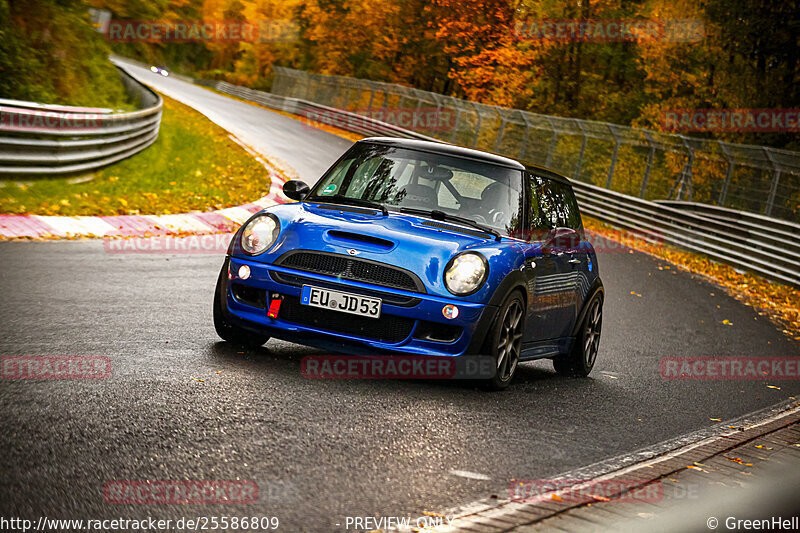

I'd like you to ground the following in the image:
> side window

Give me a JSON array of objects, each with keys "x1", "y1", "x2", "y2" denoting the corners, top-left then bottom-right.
[
  {"x1": 527, "y1": 173, "x2": 549, "y2": 232},
  {"x1": 528, "y1": 174, "x2": 582, "y2": 232},
  {"x1": 549, "y1": 181, "x2": 582, "y2": 230}
]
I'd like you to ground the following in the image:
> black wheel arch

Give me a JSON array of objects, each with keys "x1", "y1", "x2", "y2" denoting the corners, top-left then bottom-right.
[
  {"x1": 571, "y1": 277, "x2": 604, "y2": 338},
  {"x1": 466, "y1": 270, "x2": 530, "y2": 355}
]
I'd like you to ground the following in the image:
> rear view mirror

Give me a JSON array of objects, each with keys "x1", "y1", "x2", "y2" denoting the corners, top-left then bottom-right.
[
  {"x1": 283, "y1": 180, "x2": 310, "y2": 201},
  {"x1": 543, "y1": 227, "x2": 580, "y2": 254}
]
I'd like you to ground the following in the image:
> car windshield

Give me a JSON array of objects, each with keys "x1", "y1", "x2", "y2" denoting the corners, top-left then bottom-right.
[{"x1": 306, "y1": 143, "x2": 523, "y2": 236}]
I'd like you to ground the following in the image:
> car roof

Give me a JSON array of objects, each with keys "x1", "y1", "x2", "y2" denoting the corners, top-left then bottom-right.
[{"x1": 359, "y1": 137, "x2": 526, "y2": 171}]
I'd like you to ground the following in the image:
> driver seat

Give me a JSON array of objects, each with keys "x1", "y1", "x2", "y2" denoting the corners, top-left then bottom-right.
[{"x1": 481, "y1": 182, "x2": 512, "y2": 226}]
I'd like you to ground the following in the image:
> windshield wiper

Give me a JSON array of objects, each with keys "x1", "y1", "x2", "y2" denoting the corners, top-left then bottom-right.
[
  {"x1": 315, "y1": 196, "x2": 388, "y2": 216},
  {"x1": 398, "y1": 207, "x2": 501, "y2": 241}
]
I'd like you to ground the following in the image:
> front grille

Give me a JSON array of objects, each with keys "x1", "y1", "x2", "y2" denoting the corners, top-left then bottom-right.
[
  {"x1": 278, "y1": 295, "x2": 415, "y2": 343},
  {"x1": 275, "y1": 251, "x2": 424, "y2": 293},
  {"x1": 269, "y1": 272, "x2": 422, "y2": 307}
]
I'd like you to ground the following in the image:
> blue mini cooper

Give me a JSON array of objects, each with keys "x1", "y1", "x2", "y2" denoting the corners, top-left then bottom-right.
[{"x1": 214, "y1": 138, "x2": 604, "y2": 389}]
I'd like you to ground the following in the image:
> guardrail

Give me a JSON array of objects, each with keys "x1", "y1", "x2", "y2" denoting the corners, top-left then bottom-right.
[
  {"x1": 271, "y1": 67, "x2": 800, "y2": 223},
  {"x1": 0, "y1": 66, "x2": 162, "y2": 175},
  {"x1": 194, "y1": 77, "x2": 800, "y2": 287},
  {"x1": 195, "y1": 79, "x2": 438, "y2": 141}
]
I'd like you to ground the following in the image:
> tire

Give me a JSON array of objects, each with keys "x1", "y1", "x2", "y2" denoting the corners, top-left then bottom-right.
[
  {"x1": 213, "y1": 265, "x2": 270, "y2": 348},
  {"x1": 553, "y1": 294, "x2": 602, "y2": 377},
  {"x1": 482, "y1": 292, "x2": 525, "y2": 391}
]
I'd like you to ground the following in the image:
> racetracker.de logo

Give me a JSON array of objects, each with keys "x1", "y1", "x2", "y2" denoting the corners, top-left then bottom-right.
[
  {"x1": 660, "y1": 357, "x2": 800, "y2": 380},
  {"x1": 105, "y1": 19, "x2": 298, "y2": 43},
  {"x1": 103, "y1": 480, "x2": 259, "y2": 504},
  {"x1": 103, "y1": 234, "x2": 233, "y2": 254},
  {"x1": 1, "y1": 356, "x2": 111, "y2": 380},
  {"x1": 514, "y1": 18, "x2": 704, "y2": 43},
  {"x1": 301, "y1": 108, "x2": 455, "y2": 132},
  {"x1": 662, "y1": 109, "x2": 800, "y2": 132},
  {"x1": 301, "y1": 355, "x2": 495, "y2": 380},
  {"x1": 510, "y1": 478, "x2": 664, "y2": 504},
  {"x1": 0, "y1": 108, "x2": 106, "y2": 133}
]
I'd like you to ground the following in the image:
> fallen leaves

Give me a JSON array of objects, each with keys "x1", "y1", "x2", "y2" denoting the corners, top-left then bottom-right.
[
  {"x1": 725, "y1": 456, "x2": 753, "y2": 466},
  {"x1": 766, "y1": 385, "x2": 781, "y2": 390},
  {"x1": 630, "y1": 291, "x2": 643, "y2": 297},
  {"x1": 722, "y1": 319, "x2": 733, "y2": 326}
]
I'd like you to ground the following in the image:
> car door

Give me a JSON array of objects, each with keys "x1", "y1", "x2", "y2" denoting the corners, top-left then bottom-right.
[
  {"x1": 543, "y1": 178, "x2": 584, "y2": 337},
  {"x1": 522, "y1": 173, "x2": 578, "y2": 343}
]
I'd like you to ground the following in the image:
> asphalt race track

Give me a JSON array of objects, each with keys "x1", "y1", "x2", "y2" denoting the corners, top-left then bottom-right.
[{"x1": 1, "y1": 66, "x2": 798, "y2": 531}]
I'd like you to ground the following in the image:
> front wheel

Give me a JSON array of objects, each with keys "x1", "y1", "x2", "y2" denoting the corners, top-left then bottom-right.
[
  {"x1": 213, "y1": 266, "x2": 270, "y2": 348},
  {"x1": 553, "y1": 295, "x2": 602, "y2": 377},
  {"x1": 483, "y1": 292, "x2": 525, "y2": 390}
]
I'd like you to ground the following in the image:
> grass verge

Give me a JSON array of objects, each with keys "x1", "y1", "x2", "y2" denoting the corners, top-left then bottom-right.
[{"x1": 0, "y1": 94, "x2": 273, "y2": 216}]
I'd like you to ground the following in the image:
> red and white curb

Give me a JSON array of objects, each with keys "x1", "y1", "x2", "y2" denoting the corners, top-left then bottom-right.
[{"x1": 0, "y1": 138, "x2": 290, "y2": 240}]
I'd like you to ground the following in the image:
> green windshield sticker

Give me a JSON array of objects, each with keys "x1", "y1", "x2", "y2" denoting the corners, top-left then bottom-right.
[{"x1": 322, "y1": 184, "x2": 337, "y2": 195}]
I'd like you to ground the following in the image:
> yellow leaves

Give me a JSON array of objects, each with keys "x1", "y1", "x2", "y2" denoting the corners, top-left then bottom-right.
[
  {"x1": 551, "y1": 494, "x2": 563, "y2": 502},
  {"x1": 118, "y1": 198, "x2": 128, "y2": 207},
  {"x1": 630, "y1": 291, "x2": 642, "y2": 297},
  {"x1": 754, "y1": 445, "x2": 772, "y2": 450},
  {"x1": 725, "y1": 456, "x2": 753, "y2": 466},
  {"x1": 722, "y1": 319, "x2": 733, "y2": 326},
  {"x1": 709, "y1": 418, "x2": 722, "y2": 421},
  {"x1": 686, "y1": 465, "x2": 707, "y2": 472},
  {"x1": 192, "y1": 378, "x2": 205, "y2": 382},
  {"x1": 766, "y1": 385, "x2": 781, "y2": 390}
]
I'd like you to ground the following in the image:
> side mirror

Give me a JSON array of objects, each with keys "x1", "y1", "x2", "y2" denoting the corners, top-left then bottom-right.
[
  {"x1": 283, "y1": 180, "x2": 310, "y2": 201},
  {"x1": 543, "y1": 227, "x2": 580, "y2": 255}
]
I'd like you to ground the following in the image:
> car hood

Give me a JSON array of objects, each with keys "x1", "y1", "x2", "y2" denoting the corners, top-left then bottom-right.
[{"x1": 231, "y1": 202, "x2": 525, "y2": 301}]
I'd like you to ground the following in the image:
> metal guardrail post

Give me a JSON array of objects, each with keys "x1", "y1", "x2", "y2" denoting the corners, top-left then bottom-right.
[
  {"x1": 574, "y1": 120, "x2": 588, "y2": 181},
  {"x1": 471, "y1": 102, "x2": 483, "y2": 148},
  {"x1": 763, "y1": 147, "x2": 782, "y2": 217},
  {"x1": 605, "y1": 125, "x2": 620, "y2": 189},
  {"x1": 672, "y1": 137, "x2": 695, "y2": 201},
  {"x1": 544, "y1": 117, "x2": 559, "y2": 169},
  {"x1": 640, "y1": 131, "x2": 656, "y2": 198},
  {"x1": 518, "y1": 113, "x2": 531, "y2": 161},
  {"x1": 718, "y1": 142, "x2": 735, "y2": 207},
  {"x1": 493, "y1": 110, "x2": 508, "y2": 153}
]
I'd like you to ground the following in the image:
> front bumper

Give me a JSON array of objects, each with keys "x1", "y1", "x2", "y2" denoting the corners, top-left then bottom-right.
[{"x1": 222, "y1": 256, "x2": 497, "y2": 357}]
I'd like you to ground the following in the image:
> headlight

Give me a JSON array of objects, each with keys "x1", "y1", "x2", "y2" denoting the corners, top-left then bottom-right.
[
  {"x1": 444, "y1": 252, "x2": 488, "y2": 296},
  {"x1": 241, "y1": 214, "x2": 280, "y2": 255}
]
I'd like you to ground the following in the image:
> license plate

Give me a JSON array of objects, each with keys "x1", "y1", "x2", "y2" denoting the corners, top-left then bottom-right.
[{"x1": 301, "y1": 286, "x2": 381, "y2": 318}]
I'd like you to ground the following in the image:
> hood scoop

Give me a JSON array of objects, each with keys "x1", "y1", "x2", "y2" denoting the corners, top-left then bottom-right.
[{"x1": 326, "y1": 230, "x2": 395, "y2": 251}]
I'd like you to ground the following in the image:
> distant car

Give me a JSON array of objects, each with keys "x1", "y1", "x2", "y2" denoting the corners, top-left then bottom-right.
[
  {"x1": 214, "y1": 137, "x2": 603, "y2": 389},
  {"x1": 150, "y1": 65, "x2": 169, "y2": 77}
]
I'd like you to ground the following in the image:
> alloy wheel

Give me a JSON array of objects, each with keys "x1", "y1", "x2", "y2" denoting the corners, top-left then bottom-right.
[
  {"x1": 496, "y1": 300, "x2": 523, "y2": 382},
  {"x1": 583, "y1": 298, "x2": 602, "y2": 367}
]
